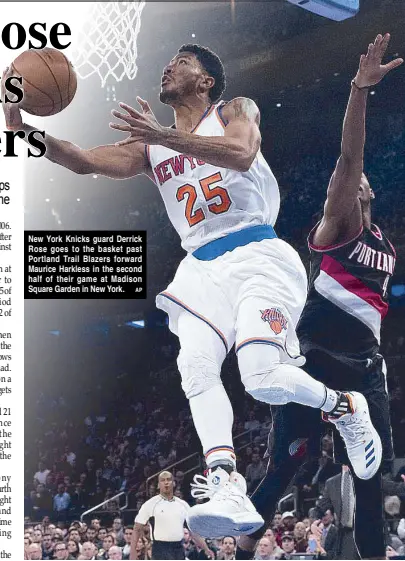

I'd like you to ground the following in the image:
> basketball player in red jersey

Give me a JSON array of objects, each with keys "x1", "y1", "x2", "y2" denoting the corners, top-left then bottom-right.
[
  {"x1": 236, "y1": 34, "x2": 403, "y2": 560},
  {"x1": 3, "y1": 38, "x2": 401, "y2": 539}
]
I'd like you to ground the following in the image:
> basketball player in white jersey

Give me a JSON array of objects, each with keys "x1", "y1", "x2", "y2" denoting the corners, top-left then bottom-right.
[{"x1": 2, "y1": 44, "x2": 384, "y2": 537}]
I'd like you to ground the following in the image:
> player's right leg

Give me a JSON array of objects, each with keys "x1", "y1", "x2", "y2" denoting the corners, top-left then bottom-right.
[
  {"x1": 156, "y1": 255, "x2": 264, "y2": 537},
  {"x1": 176, "y1": 310, "x2": 264, "y2": 538}
]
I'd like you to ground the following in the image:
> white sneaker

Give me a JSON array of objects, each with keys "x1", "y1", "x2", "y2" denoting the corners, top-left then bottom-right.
[
  {"x1": 327, "y1": 391, "x2": 382, "y2": 480},
  {"x1": 187, "y1": 468, "x2": 264, "y2": 538}
]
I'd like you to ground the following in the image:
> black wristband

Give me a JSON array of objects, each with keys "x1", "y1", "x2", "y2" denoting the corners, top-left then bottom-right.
[{"x1": 351, "y1": 79, "x2": 370, "y2": 91}]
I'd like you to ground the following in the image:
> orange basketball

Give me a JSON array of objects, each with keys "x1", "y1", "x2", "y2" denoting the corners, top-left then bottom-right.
[{"x1": 11, "y1": 48, "x2": 77, "y2": 116}]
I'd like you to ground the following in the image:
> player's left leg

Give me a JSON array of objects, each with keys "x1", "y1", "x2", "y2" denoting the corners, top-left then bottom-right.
[{"x1": 235, "y1": 238, "x2": 382, "y2": 481}]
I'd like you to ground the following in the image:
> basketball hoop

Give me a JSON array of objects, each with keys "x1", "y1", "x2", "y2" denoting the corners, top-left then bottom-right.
[{"x1": 70, "y1": 1, "x2": 146, "y2": 87}]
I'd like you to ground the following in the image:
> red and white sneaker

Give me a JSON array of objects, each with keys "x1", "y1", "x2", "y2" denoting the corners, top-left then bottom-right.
[
  {"x1": 187, "y1": 468, "x2": 264, "y2": 538},
  {"x1": 324, "y1": 391, "x2": 382, "y2": 480}
]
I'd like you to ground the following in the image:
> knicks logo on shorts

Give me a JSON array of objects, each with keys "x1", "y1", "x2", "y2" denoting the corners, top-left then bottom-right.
[{"x1": 261, "y1": 308, "x2": 288, "y2": 335}]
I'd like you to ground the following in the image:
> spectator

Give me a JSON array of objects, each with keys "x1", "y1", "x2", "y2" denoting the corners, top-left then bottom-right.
[
  {"x1": 64, "y1": 475, "x2": 74, "y2": 495},
  {"x1": 182, "y1": 528, "x2": 197, "y2": 559},
  {"x1": 134, "y1": 537, "x2": 147, "y2": 560},
  {"x1": 217, "y1": 536, "x2": 236, "y2": 560},
  {"x1": 319, "y1": 509, "x2": 338, "y2": 559},
  {"x1": 245, "y1": 452, "x2": 267, "y2": 493},
  {"x1": 34, "y1": 462, "x2": 51, "y2": 485},
  {"x1": 81, "y1": 542, "x2": 97, "y2": 560},
  {"x1": 67, "y1": 539, "x2": 81, "y2": 559},
  {"x1": 94, "y1": 469, "x2": 106, "y2": 490},
  {"x1": 122, "y1": 525, "x2": 133, "y2": 559},
  {"x1": 71, "y1": 483, "x2": 88, "y2": 514},
  {"x1": 102, "y1": 460, "x2": 113, "y2": 482},
  {"x1": 42, "y1": 533, "x2": 54, "y2": 559},
  {"x1": 69, "y1": 528, "x2": 82, "y2": 546},
  {"x1": 32, "y1": 484, "x2": 53, "y2": 520},
  {"x1": 255, "y1": 535, "x2": 281, "y2": 560},
  {"x1": 84, "y1": 458, "x2": 97, "y2": 488},
  {"x1": 91, "y1": 519, "x2": 101, "y2": 532},
  {"x1": 54, "y1": 528, "x2": 65, "y2": 540},
  {"x1": 271, "y1": 513, "x2": 281, "y2": 528},
  {"x1": 100, "y1": 534, "x2": 116, "y2": 559},
  {"x1": 53, "y1": 542, "x2": 70, "y2": 560},
  {"x1": 97, "y1": 528, "x2": 108, "y2": 548},
  {"x1": 244, "y1": 411, "x2": 261, "y2": 433},
  {"x1": 53, "y1": 484, "x2": 71, "y2": 521},
  {"x1": 88, "y1": 485, "x2": 106, "y2": 508},
  {"x1": 279, "y1": 533, "x2": 296, "y2": 560},
  {"x1": 86, "y1": 527, "x2": 98, "y2": 544},
  {"x1": 281, "y1": 513, "x2": 296, "y2": 534},
  {"x1": 24, "y1": 536, "x2": 32, "y2": 549},
  {"x1": 109, "y1": 546, "x2": 123, "y2": 560},
  {"x1": 112, "y1": 517, "x2": 125, "y2": 546},
  {"x1": 32, "y1": 528, "x2": 43, "y2": 544},
  {"x1": 118, "y1": 467, "x2": 132, "y2": 492},
  {"x1": 293, "y1": 522, "x2": 308, "y2": 553},
  {"x1": 263, "y1": 528, "x2": 283, "y2": 556},
  {"x1": 27, "y1": 542, "x2": 42, "y2": 560},
  {"x1": 64, "y1": 446, "x2": 77, "y2": 466}
]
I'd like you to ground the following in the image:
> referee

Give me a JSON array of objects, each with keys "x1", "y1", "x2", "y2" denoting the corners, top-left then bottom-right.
[{"x1": 131, "y1": 470, "x2": 213, "y2": 560}]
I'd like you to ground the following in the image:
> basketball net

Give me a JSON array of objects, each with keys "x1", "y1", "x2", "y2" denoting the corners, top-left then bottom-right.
[{"x1": 70, "y1": 1, "x2": 146, "y2": 87}]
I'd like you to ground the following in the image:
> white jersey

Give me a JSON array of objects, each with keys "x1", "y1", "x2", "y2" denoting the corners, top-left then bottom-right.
[{"x1": 147, "y1": 101, "x2": 280, "y2": 253}]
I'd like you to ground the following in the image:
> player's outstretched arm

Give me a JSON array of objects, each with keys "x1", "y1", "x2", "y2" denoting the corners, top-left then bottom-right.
[
  {"x1": 1, "y1": 68, "x2": 148, "y2": 180},
  {"x1": 21, "y1": 123, "x2": 148, "y2": 179},
  {"x1": 314, "y1": 33, "x2": 403, "y2": 246},
  {"x1": 110, "y1": 96, "x2": 261, "y2": 172},
  {"x1": 24, "y1": 123, "x2": 148, "y2": 179}
]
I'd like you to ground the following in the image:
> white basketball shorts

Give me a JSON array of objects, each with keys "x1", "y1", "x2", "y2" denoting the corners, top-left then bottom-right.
[{"x1": 156, "y1": 238, "x2": 308, "y2": 365}]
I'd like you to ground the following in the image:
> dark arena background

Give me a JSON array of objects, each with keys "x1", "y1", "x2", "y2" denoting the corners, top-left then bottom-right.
[{"x1": 24, "y1": 1, "x2": 405, "y2": 559}]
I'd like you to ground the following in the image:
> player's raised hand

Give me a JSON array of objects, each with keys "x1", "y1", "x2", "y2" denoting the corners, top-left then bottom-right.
[
  {"x1": 1, "y1": 67, "x2": 23, "y2": 131},
  {"x1": 354, "y1": 33, "x2": 403, "y2": 89},
  {"x1": 110, "y1": 97, "x2": 166, "y2": 146}
]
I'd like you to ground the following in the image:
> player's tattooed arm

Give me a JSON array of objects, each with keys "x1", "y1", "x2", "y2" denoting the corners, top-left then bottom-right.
[
  {"x1": 111, "y1": 96, "x2": 261, "y2": 172},
  {"x1": 222, "y1": 96, "x2": 261, "y2": 125},
  {"x1": 314, "y1": 33, "x2": 403, "y2": 246}
]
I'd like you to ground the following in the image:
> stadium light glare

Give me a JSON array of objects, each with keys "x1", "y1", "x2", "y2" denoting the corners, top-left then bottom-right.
[{"x1": 125, "y1": 320, "x2": 145, "y2": 328}]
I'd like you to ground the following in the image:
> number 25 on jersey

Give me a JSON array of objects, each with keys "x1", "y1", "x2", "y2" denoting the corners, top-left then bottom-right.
[{"x1": 176, "y1": 172, "x2": 231, "y2": 227}]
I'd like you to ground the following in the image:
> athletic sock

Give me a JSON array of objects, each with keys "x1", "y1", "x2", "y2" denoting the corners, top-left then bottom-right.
[
  {"x1": 189, "y1": 384, "x2": 236, "y2": 471},
  {"x1": 323, "y1": 391, "x2": 353, "y2": 418},
  {"x1": 208, "y1": 462, "x2": 234, "y2": 475}
]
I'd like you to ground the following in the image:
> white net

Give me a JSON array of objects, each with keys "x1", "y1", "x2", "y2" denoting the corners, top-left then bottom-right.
[{"x1": 70, "y1": 1, "x2": 146, "y2": 87}]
